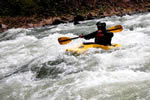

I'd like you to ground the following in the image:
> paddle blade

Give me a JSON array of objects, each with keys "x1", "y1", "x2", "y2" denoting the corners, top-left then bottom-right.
[
  {"x1": 58, "y1": 37, "x2": 72, "y2": 45},
  {"x1": 107, "y1": 25, "x2": 123, "y2": 33}
]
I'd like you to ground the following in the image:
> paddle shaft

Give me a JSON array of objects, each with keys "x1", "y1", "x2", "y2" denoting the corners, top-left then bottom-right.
[{"x1": 60, "y1": 36, "x2": 79, "y2": 42}]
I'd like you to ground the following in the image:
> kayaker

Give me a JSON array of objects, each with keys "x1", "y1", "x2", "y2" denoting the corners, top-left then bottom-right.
[{"x1": 79, "y1": 21, "x2": 114, "y2": 45}]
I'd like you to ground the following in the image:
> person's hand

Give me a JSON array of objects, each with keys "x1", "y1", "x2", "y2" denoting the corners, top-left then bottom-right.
[{"x1": 79, "y1": 34, "x2": 83, "y2": 38}]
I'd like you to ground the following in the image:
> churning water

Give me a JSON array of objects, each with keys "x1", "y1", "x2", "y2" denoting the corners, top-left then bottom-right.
[{"x1": 0, "y1": 12, "x2": 150, "y2": 100}]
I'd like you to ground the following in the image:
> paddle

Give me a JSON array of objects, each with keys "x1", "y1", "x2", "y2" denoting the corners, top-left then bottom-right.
[
  {"x1": 107, "y1": 25, "x2": 123, "y2": 32},
  {"x1": 58, "y1": 25, "x2": 123, "y2": 45}
]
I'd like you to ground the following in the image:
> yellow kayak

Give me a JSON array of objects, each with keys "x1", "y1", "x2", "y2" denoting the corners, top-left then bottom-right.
[{"x1": 66, "y1": 43, "x2": 122, "y2": 54}]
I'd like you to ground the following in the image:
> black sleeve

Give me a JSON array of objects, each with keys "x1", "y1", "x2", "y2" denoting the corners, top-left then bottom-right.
[
  {"x1": 83, "y1": 31, "x2": 97, "y2": 40},
  {"x1": 106, "y1": 31, "x2": 114, "y2": 38}
]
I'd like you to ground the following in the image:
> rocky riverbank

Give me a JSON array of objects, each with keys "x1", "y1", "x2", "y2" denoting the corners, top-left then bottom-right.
[{"x1": 0, "y1": 0, "x2": 150, "y2": 33}]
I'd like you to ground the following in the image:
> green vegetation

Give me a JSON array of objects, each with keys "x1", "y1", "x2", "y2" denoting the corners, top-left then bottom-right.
[
  {"x1": 1, "y1": 0, "x2": 150, "y2": 17},
  {"x1": 0, "y1": 0, "x2": 99, "y2": 17}
]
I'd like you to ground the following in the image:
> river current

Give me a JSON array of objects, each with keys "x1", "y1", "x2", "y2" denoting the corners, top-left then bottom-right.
[{"x1": 0, "y1": 12, "x2": 150, "y2": 100}]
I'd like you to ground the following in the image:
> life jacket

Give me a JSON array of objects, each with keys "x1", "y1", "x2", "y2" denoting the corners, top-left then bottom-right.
[
  {"x1": 95, "y1": 30, "x2": 113, "y2": 45},
  {"x1": 96, "y1": 30, "x2": 104, "y2": 40}
]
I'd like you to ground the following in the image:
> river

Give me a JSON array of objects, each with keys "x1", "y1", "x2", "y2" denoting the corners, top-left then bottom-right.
[{"x1": 0, "y1": 12, "x2": 150, "y2": 100}]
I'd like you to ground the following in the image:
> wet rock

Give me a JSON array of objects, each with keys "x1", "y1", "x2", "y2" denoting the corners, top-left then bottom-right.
[
  {"x1": 86, "y1": 13, "x2": 96, "y2": 20},
  {"x1": 148, "y1": 8, "x2": 150, "y2": 12},
  {"x1": 0, "y1": 24, "x2": 7, "y2": 29},
  {"x1": 74, "y1": 15, "x2": 85, "y2": 25},
  {"x1": 73, "y1": 15, "x2": 85, "y2": 25},
  {"x1": 52, "y1": 19, "x2": 67, "y2": 25},
  {"x1": 0, "y1": 24, "x2": 8, "y2": 32},
  {"x1": 1, "y1": 24, "x2": 7, "y2": 29},
  {"x1": 74, "y1": 15, "x2": 84, "y2": 22},
  {"x1": 74, "y1": 21, "x2": 80, "y2": 25},
  {"x1": 61, "y1": 17, "x2": 68, "y2": 21}
]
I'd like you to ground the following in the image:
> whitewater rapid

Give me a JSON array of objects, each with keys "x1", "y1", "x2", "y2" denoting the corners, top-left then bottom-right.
[{"x1": 0, "y1": 12, "x2": 150, "y2": 100}]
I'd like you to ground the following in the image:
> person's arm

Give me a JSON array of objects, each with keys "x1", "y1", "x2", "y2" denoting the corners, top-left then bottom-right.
[
  {"x1": 79, "y1": 31, "x2": 97, "y2": 40},
  {"x1": 102, "y1": 31, "x2": 114, "y2": 45},
  {"x1": 106, "y1": 31, "x2": 114, "y2": 38}
]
